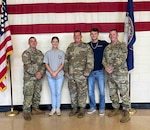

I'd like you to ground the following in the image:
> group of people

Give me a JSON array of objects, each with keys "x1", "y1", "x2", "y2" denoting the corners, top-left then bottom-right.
[{"x1": 22, "y1": 28, "x2": 131, "y2": 123}]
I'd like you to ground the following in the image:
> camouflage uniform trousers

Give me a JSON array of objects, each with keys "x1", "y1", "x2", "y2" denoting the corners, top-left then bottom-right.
[
  {"x1": 23, "y1": 79, "x2": 42, "y2": 113},
  {"x1": 68, "y1": 74, "x2": 87, "y2": 108},
  {"x1": 107, "y1": 74, "x2": 131, "y2": 110}
]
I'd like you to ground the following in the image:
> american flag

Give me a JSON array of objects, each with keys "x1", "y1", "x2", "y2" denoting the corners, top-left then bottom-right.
[
  {"x1": 7, "y1": 1, "x2": 150, "y2": 34},
  {"x1": 0, "y1": 0, "x2": 13, "y2": 91}
]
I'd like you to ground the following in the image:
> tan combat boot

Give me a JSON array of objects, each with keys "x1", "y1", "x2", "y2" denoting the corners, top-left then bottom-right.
[
  {"x1": 77, "y1": 108, "x2": 85, "y2": 118},
  {"x1": 120, "y1": 110, "x2": 130, "y2": 123},
  {"x1": 69, "y1": 107, "x2": 78, "y2": 116},
  {"x1": 23, "y1": 113, "x2": 31, "y2": 121},
  {"x1": 32, "y1": 108, "x2": 45, "y2": 115},
  {"x1": 108, "y1": 108, "x2": 120, "y2": 117}
]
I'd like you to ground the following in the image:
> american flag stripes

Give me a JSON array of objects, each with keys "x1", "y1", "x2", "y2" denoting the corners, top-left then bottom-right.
[{"x1": 0, "y1": 0, "x2": 13, "y2": 91}]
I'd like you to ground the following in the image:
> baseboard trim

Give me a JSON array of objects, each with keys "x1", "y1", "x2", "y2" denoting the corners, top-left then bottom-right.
[{"x1": 0, "y1": 103, "x2": 150, "y2": 112}]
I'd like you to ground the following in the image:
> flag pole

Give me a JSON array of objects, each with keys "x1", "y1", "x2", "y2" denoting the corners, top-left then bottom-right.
[
  {"x1": 129, "y1": 73, "x2": 137, "y2": 115},
  {"x1": 123, "y1": 0, "x2": 136, "y2": 115},
  {"x1": 5, "y1": 56, "x2": 19, "y2": 116}
]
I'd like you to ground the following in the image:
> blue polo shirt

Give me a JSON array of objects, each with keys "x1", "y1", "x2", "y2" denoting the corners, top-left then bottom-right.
[{"x1": 88, "y1": 40, "x2": 108, "y2": 71}]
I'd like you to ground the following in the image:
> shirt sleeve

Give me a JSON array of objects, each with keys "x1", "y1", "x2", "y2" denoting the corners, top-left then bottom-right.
[
  {"x1": 61, "y1": 51, "x2": 65, "y2": 64},
  {"x1": 84, "y1": 45, "x2": 94, "y2": 76},
  {"x1": 43, "y1": 52, "x2": 49, "y2": 64},
  {"x1": 102, "y1": 48, "x2": 107, "y2": 68},
  {"x1": 64, "y1": 47, "x2": 70, "y2": 74},
  {"x1": 22, "y1": 51, "x2": 37, "y2": 75},
  {"x1": 112, "y1": 44, "x2": 128, "y2": 69},
  {"x1": 38, "y1": 52, "x2": 46, "y2": 76}
]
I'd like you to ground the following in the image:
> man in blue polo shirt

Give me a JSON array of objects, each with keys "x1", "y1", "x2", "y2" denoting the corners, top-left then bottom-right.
[{"x1": 87, "y1": 28, "x2": 108, "y2": 116}]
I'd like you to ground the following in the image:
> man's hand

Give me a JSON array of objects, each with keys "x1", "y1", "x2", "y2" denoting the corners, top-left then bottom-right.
[
  {"x1": 36, "y1": 72, "x2": 42, "y2": 79},
  {"x1": 65, "y1": 73, "x2": 71, "y2": 79},
  {"x1": 84, "y1": 72, "x2": 89, "y2": 77},
  {"x1": 105, "y1": 65, "x2": 113, "y2": 74}
]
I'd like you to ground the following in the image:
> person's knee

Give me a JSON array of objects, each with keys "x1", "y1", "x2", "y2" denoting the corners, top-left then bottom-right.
[{"x1": 120, "y1": 86, "x2": 128, "y2": 97}]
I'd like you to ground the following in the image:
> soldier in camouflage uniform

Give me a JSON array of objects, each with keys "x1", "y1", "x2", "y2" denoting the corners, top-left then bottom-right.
[
  {"x1": 22, "y1": 37, "x2": 45, "y2": 121},
  {"x1": 102, "y1": 29, "x2": 131, "y2": 123},
  {"x1": 64, "y1": 30, "x2": 94, "y2": 118}
]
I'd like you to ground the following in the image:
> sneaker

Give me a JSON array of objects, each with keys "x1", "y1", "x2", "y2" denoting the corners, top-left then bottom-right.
[
  {"x1": 56, "y1": 109, "x2": 61, "y2": 116},
  {"x1": 87, "y1": 108, "x2": 96, "y2": 114},
  {"x1": 99, "y1": 110, "x2": 105, "y2": 116},
  {"x1": 49, "y1": 109, "x2": 56, "y2": 116}
]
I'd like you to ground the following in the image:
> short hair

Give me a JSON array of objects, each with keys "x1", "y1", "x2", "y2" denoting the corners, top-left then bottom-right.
[
  {"x1": 109, "y1": 29, "x2": 118, "y2": 33},
  {"x1": 51, "y1": 36, "x2": 59, "y2": 42},
  {"x1": 28, "y1": 36, "x2": 36, "y2": 43},
  {"x1": 90, "y1": 28, "x2": 99, "y2": 33},
  {"x1": 74, "y1": 30, "x2": 81, "y2": 35}
]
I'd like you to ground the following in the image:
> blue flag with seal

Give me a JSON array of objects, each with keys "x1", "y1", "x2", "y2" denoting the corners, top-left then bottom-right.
[{"x1": 123, "y1": 0, "x2": 136, "y2": 71}]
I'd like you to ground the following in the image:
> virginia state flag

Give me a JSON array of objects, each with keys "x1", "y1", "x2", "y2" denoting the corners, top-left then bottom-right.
[{"x1": 123, "y1": 0, "x2": 136, "y2": 71}]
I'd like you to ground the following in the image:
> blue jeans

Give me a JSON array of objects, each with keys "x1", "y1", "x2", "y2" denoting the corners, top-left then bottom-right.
[
  {"x1": 88, "y1": 70, "x2": 105, "y2": 110},
  {"x1": 47, "y1": 76, "x2": 64, "y2": 109}
]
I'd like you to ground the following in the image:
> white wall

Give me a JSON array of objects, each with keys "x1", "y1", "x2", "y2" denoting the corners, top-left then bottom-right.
[
  {"x1": 1, "y1": 30, "x2": 150, "y2": 105},
  {"x1": 131, "y1": 32, "x2": 150, "y2": 102},
  {"x1": 2, "y1": 33, "x2": 111, "y2": 105},
  {"x1": 0, "y1": 0, "x2": 150, "y2": 106}
]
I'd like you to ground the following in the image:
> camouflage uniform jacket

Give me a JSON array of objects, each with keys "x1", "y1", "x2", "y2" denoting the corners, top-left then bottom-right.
[
  {"x1": 22, "y1": 48, "x2": 45, "y2": 81},
  {"x1": 64, "y1": 42, "x2": 94, "y2": 76},
  {"x1": 102, "y1": 41, "x2": 128, "y2": 75}
]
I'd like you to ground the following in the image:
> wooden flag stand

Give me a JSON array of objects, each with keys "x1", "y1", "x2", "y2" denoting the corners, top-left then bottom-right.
[
  {"x1": 129, "y1": 73, "x2": 137, "y2": 115},
  {"x1": 5, "y1": 56, "x2": 19, "y2": 116}
]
